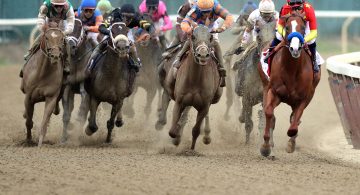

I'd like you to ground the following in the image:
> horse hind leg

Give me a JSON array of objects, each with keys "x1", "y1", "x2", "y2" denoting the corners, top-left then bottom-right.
[
  {"x1": 144, "y1": 87, "x2": 157, "y2": 119},
  {"x1": 191, "y1": 106, "x2": 210, "y2": 150},
  {"x1": 155, "y1": 90, "x2": 171, "y2": 130},
  {"x1": 243, "y1": 96, "x2": 254, "y2": 144},
  {"x1": 61, "y1": 86, "x2": 73, "y2": 143},
  {"x1": 77, "y1": 83, "x2": 89, "y2": 126},
  {"x1": 286, "y1": 103, "x2": 306, "y2": 153},
  {"x1": 38, "y1": 96, "x2": 58, "y2": 147},
  {"x1": 106, "y1": 101, "x2": 123, "y2": 143}
]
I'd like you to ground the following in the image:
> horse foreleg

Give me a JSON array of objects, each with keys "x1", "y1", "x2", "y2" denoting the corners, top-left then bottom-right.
[
  {"x1": 144, "y1": 88, "x2": 157, "y2": 119},
  {"x1": 286, "y1": 102, "x2": 306, "y2": 153},
  {"x1": 85, "y1": 97, "x2": 100, "y2": 136},
  {"x1": 106, "y1": 101, "x2": 123, "y2": 143},
  {"x1": 224, "y1": 72, "x2": 234, "y2": 121},
  {"x1": 77, "y1": 83, "x2": 89, "y2": 126},
  {"x1": 202, "y1": 114, "x2": 211, "y2": 145},
  {"x1": 61, "y1": 86, "x2": 72, "y2": 143},
  {"x1": 24, "y1": 95, "x2": 34, "y2": 144},
  {"x1": 155, "y1": 90, "x2": 171, "y2": 130},
  {"x1": 191, "y1": 106, "x2": 210, "y2": 150},
  {"x1": 260, "y1": 89, "x2": 280, "y2": 157},
  {"x1": 38, "y1": 96, "x2": 58, "y2": 147},
  {"x1": 172, "y1": 107, "x2": 190, "y2": 146},
  {"x1": 169, "y1": 102, "x2": 185, "y2": 140},
  {"x1": 243, "y1": 95, "x2": 254, "y2": 144},
  {"x1": 123, "y1": 87, "x2": 137, "y2": 118}
]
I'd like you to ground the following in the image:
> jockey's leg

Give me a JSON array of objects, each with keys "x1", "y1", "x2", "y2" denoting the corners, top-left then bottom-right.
[
  {"x1": 86, "y1": 40, "x2": 107, "y2": 75},
  {"x1": 20, "y1": 35, "x2": 41, "y2": 78},
  {"x1": 264, "y1": 32, "x2": 282, "y2": 64},
  {"x1": 159, "y1": 35, "x2": 167, "y2": 51},
  {"x1": 308, "y1": 41, "x2": 319, "y2": 73},
  {"x1": 172, "y1": 39, "x2": 190, "y2": 75},
  {"x1": 213, "y1": 41, "x2": 227, "y2": 87},
  {"x1": 128, "y1": 44, "x2": 142, "y2": 72}
]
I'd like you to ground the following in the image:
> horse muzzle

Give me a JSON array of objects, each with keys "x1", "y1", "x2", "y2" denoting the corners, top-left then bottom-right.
[{"x1": 289, "y1": 37, "x2": 302, "y2": 58}]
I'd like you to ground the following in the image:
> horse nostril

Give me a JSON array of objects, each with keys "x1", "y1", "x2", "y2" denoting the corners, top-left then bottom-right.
[
  {"x1": 206, "y1": 54, "x2": 210, "y2": 58},
  {"x1": 197, "y1": 53, "x2": 201, "y2": 58}
]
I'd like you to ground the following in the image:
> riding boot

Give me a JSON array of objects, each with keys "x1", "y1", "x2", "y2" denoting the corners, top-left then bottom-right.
[
  {"x1": 308, "y1": 42, "x2": 319, "y2": 73},
  {"x1": 213, "y1": 41, "x2": 226, "y2": 87},
  {"x1": 264, "y1": 37, "x2": 281, "y2": 64},
  {"x1": 86, "y1": 41, "x2": 107, "y2": 76},
  {"x1": 172, "y1": 39, "x2": 190, "y2": 77},
  {"x1": 20, "y1": 36, "x2": 41, "y2": 78},
  {"x1": 162, "y1": 36, "x2": 180, "y2": 58},
  {"x1": 159, "y1": 35, "x2": 168, "y2": 51},
  {"x1": 128, "y1": 44, "x2": 142, "y2": 72}
]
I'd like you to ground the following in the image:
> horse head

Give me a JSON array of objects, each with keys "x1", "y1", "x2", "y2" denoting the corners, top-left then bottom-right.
[
  {"x1": 110, "y1": 22, "x2": 130, "y2": 58},
  {"x1": 66, "y1": 19, "x2": 84, "y2": 56},
  {"x1": 190, "y1": 25, "x2": 212, "y2": 66},
  {"x1": 283, "y1": 11, "x2": 306, "y2": 58},
  {"x1": 43, "y1": 28, "x2": 65, "y2": 64},
  {"x1": 256, "y1": 20, "x2": 277, "y2": 49}
]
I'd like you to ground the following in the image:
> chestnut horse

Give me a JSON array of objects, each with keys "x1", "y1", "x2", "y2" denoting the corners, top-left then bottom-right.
[
  {"x1": 159, "y1": 25, "x2": 223, "y2": 150},
  {"x1": 258, "y1": 12, "x2": 320, "y2": 157},
  {"x1": 21, "y1": 28, "x2": 65, "y2": 147}
]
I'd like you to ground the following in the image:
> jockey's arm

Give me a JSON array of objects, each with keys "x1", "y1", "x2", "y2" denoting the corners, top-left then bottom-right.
[
  {"x1": 214, "y1": 4, "x2": 234, "y2": 30},
  {"x1": 64, "y1": 8, "x2": 75, "y2": 35},
  {"x1": 161, "y1": 13, "x2": 173, "y2": 32},
  {"x1": 304, "y1": 5, "x2": 318, "y2": 43},
  {"x1": 181, "y1": 12, "x2": 197, "y2": 34},
  {"x1": 37, "y1": 5, "x2": 48, "y2": 31},
  {"x1": 87, "y1": 12, "x2": 103, "y2": 33},
  {"x1": 241, "y1": 10, "x2": 257, "y2": 45}
]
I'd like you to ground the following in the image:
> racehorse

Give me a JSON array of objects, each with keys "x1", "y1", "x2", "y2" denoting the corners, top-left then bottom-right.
[
  {"x1": 61, "y1": 19, "x2": 95, "y2": 143},
  {"x1": 158, "y1": 25, "x2": 223, "y2": 150},
  {"x1": 123, "y1": 28, "x2": 163, "y2": 119},
  {"x1": 234, "y1": 20, "x2": 276, "y2": 143},
  {"x1": 258, "y1": 12, "x2": 320, "y2": 157},
  {"x1": 84, "y1": 23, "x2": 135, "y2": 143},
  {"x1": 21, "y1": 27, "x2": 65, "y2": 147}
]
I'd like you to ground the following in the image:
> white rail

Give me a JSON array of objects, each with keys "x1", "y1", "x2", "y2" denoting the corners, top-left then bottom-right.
[
  {"x1": 326, "y1": 52, "x2": 360, "y2": 78},
  {"x1": 1, "y1": 10, "x2": 360, "y2": 52}
]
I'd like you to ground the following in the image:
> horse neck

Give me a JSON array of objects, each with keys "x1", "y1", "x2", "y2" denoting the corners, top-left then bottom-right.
[
  {"x1": 101, "y1": 47, "x2": 128, "y2": 73},
  {"x1": 183, "y1": 47, "x2": 203, "y2": 81},
  {"x1": 280, "y1": 47, "x2": 308, "y2": 72}
]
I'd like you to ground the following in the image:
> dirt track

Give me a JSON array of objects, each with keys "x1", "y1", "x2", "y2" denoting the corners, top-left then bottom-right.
[{"x1": 1, "y1": 64, "x2": 360, "y2": 195}]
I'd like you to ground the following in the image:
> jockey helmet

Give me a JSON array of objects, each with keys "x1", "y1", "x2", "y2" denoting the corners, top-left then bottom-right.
[
  {"x1": 81, "y1": 0, "x2": 96, "y2": 9},
  {"x1": 259, "y1": 0, "x2": 275, "y2": 14},
  {"x1": 197, "y1": 0, "x2": 215, "y2": 12},
  {"x1": 146, "y1": 0, "x2": 159, "y2": 7},
  {"x1": 287, "y1": 0, "x2": 304, "y2": 6},
  {"x1": 189, "y1": 0, "x2": 197, "y2": 6},
  {"x1": 51, "y1": 0, "x2": 67, "y2": 5},
  {"x1": 97, "y1": 0, "x2": 113, "y2": 13},
  {"x1": 120, "y1": 4, "x2": 136, "y2": 15},
  {"x1": 241, "y1": 1, "x2": 258, "y2": 16}
]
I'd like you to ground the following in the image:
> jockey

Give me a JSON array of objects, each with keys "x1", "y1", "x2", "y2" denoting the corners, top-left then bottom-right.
[
  {"x1": 162, "y1": 0, "x2": 196, "y2": 58},
  {"x1": 139, "y1": 0, "x2": 173, "y2": 50},
  {"x1": 172, "y1": 0, "x2": 234, "y2": 87},
  {"x1": 235, "y1": 0, "x2": 279, "y2": 54},
  {"x1": 21, "y1": 0, "x2": 75, "y2": 78},
  {"x1": 76, "y1": 0, "x2": 103, "y2": 45},
  {"x1": 231, "y1": 1, "x2": 258, "y2": 35},
  {"x1": 86, "y1": 4, "x2": 153, "y2": 73},
  {"x1": 96, "y1": 0, "x2": 114, "y2": 19},
  {"x1": 265, "y1": 0, "x2": 320, "y2": 73}
]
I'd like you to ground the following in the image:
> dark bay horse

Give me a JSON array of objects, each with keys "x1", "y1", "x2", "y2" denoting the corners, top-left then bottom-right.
[
  {"x1": 235, "y1": 20, "x2": 276, "y2": 144},
  {"x1": 84, "y1": 23, "x2": 135, "y2": 143},
  {"x1": 21, "y1": 28, "x2": 65, "y2": 147},
  {"x1": 123, "y1": 29, "x2": 163, "y2": 119},
  {"x1": 258, "y1": 13, "x2": 320, "y2": 157},
  {"x1": 61, "y1": 19, "x2": 94, "y2": 142},
  {"x1": 159, "y1": 25, "x2": 223, "y2": 150}
]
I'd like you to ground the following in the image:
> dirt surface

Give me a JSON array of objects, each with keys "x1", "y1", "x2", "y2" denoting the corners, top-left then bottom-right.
[{"x1": 1, "y1": 62, "x2": 360, "y2": 195}]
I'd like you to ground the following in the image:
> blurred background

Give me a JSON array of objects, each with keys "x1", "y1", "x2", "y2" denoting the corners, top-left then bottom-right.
[{"x1": 0, "y1": 0, "x2": 360, "y2": 65}]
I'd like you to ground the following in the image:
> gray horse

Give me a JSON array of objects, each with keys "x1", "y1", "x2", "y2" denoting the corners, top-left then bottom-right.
[
  {"x1": 234, "y1": 21, "x2": 276, "y2": 143},
  {"x1": 21, "y1": 28, "x2": 65, "y2": 147},
  {"x1": 84, "y1": 23, "x2": 135, "y2": 143},
  {"x1": 61, "y1": 19, "x2": 95, "y2": 143},
  {"x1": 123, "y1": 30, "x2": 163, "y2": 119}
]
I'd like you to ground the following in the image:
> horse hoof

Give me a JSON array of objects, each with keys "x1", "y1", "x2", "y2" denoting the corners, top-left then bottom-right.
[
  {"x1": 60, "y1": 136, "x2": 68, "y2": 144},
  {"x1": 85, "y1": 126, "x2": 97, "y2": 136},
  {"x1": 172, "y1": 136, "x2": 181, "y2": 146},
  {"x1": 105, "y1": 138, "x2": 112, "y2": 144},
  {"x1": 287, "y1": 129, "x2": 298, "y2": 137},
  {"x1": 115, "y1": 119, "x2": 124, "y2": 127},
  {"x1": 203, "y1": 136, "x2": 211, "y2": 145},
  {"x1": 155, "y1": 120, "x2": 165, "y2": 131},
  {"x1": 239, "y1": 115, "x2": 245, "y2": 123},
  {"x1": 245, "y1": 135, "x2": 250, "y2": 145},
  {"x1": 169, "y1": 131, "x2": 177, "y2": 139},
  {"x1": 286, "y1": 140, "x2": 296, "y2": 153},
  {"x1": 260, "y1": 144, "x2": 271, "y2": 157}
]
